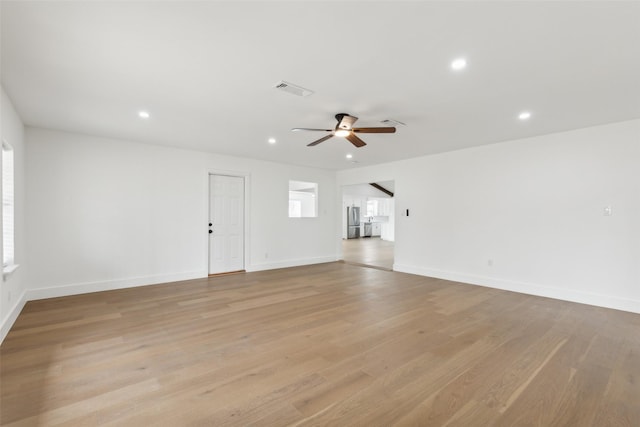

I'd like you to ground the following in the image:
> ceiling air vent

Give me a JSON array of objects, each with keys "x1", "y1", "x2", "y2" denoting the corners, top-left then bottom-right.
[
  {"x1": 381, "y1": 119, "x2": 406, "y2": 126},
  {"x1": 274, "y1": 80, "x2": 314, "y2": 97}
]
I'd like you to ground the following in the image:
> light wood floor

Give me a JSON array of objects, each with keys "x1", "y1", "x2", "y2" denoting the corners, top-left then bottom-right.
[
  {"x1": 1, "y1": 262, "x2": 639, "y2": 426},
  {"x1": 342, "y1": 237, "x2": 394, "y2": 270}
]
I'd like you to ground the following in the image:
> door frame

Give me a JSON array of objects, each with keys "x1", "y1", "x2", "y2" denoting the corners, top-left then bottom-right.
[
  {"x1": 204, "y1": 169, "x2": 251, "y2": 274},
  {"x1": 338, "y1": 180, "x2": 396, "y2": 271}
]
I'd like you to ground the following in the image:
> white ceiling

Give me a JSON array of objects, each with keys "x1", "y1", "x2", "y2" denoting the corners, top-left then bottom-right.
[
  {"x1": 2, "y1": 1, "x2": 639, "y2": 170},
  {"x1": 343, "y1": 181, "x2": 394, "y2": 198}
]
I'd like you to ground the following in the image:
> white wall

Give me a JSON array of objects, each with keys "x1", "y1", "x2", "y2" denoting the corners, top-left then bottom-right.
[
  {"x1": 380, "y1": 198, "x2": 395, "y2": 242},
  {"x1": 1, "y1": 87, "x2": 27, "y2": 343},
  {"x1": 25, "y1": 128, "x2": 337, "y2": 299},
  {"x1": 337, "y1": 119, "x2": 640, "y2": 313}
]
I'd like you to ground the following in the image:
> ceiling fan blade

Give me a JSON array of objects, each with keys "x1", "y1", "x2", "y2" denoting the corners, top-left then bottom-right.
[
  {"x1": 292, "y1": 128, "x2": 333, "y2": 132},
  {"x1": 337, "y1": 114, "x2": 358, "y2": 130},
  {"x1": 307, "y1": 134, "x2": 334, "y2": 146},
  {"x1": 352, "y1": 127, "x2": 396, "y2": 134},
  {"x1": 345, "y1": 133, "x2": 366, "y2": 147}
]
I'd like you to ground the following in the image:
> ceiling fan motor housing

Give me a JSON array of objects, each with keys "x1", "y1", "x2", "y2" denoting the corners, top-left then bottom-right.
[
  {"x1": 335, "y1": 113, "x2": 357, "y2": 130},
  {"x1": 335, "y1": 113, "x2": 347, "y2": 122}
]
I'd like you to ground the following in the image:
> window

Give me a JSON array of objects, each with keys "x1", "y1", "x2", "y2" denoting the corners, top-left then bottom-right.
[
  {"x1": 2, "y1": 141, "x2": 17, "y2": 275},
  {"x1": 288, "y1": 180, "x2": 318, "y2": 218},
  {"x1": 366, "y1": 199, "x2": 379, "y2": 217}
]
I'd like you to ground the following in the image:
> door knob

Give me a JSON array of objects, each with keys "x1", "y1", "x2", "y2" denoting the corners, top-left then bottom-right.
[
  {"x1": 209, "y1": 230, "x2": 213, "y2": 234},
  {"x1": 209, "y1": 222, "x2": 212, "y2": 226}
]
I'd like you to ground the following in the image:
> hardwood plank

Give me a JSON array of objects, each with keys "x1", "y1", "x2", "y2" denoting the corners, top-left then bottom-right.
[
  {"x1": 342, "y1": 237, "x2": 394, "y2": 270},
  {"x1": 1, "y1": 262, "x2": 639, "y2": 426}
]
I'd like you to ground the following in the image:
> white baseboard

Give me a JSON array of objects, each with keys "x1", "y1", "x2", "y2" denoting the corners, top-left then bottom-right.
[
  {"x1": 26, "y1": 270, "x2": 208, "y2": 301},
  {"x1": 1, "y1": 290, "x2": 27, "y2": 344},
  {"x1": 393, "y1": 263, "x2": 640, "y2": 314},
  {"x1": 9, "y1": 260, "x2": 635, "y2": 346},
  {"x1": 1, "y1": 257, "x2": 338, "y2": 345},
  {"x1": 247, "y1": 255, "x2": 339, "y2": 272}
]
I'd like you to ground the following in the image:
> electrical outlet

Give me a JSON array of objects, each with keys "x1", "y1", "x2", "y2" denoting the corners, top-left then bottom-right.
[
  {"x1": 604, "y1": 206, "x2": 612, "y2": 216},
  {"x1": 487, "y1": 259, "x2": 493, "y2": 267},
  {"x1": 265, "y1": 252, "x2": 269, "y2": 259}
]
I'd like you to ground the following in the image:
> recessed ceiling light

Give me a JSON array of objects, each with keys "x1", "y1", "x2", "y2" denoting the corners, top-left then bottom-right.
[
  {"x1": 451, "y1": 58, "x2": 467, "y2": 71},
  {"x1": 335, "y1": 130, "x2": 350, "y2": 137},
  {"x1": 346, "y1": 154, "x2": 353, "y2": 159},
  {"x1": 138, "y1": 111, "x2": 150, "y2": 119},
  {"x1": 518, "y1": 111, "x2": 532, "y2": 120},
  {"x1": 268, "y1": 137, "x2": 276, "y2": 144}
]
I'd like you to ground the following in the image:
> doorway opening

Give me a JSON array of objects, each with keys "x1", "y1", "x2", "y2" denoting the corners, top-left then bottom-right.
[
  {"x1": 341, "y1": 181, "x2": 395, "y2": 270},
  {"x1": 208, "y1": 174, "x2": 245, "y2": 275}
]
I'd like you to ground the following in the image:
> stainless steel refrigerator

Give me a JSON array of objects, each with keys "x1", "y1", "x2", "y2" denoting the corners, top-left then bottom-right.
[{"x1": 347, "y1": 206, "x2": 360, "y2": 239}]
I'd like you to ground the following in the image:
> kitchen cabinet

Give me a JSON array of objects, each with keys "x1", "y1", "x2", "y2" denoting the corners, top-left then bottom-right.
[
  {"x1": 364, "y1": 197, "x2": 392, "y2": 216},
  {"x1": 372, "y1": 222, "x2": 381, "y2": 236},
  {"x1": 378, "y1": 198, "x2": 390, "y2": 216}
]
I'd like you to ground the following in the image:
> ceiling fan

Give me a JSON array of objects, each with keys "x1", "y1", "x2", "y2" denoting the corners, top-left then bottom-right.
[{"x1": 292, "y1": 113, "x2": 396, "y2": 147}]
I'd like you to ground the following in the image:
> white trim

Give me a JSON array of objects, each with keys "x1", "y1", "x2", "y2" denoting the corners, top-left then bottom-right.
[
  {"x1": 2, "y1": 263, "x2": 19, "y2": 281},
  {"x1": 26, "y1": 270, "x2": 206, "y2": 301},
  {"x1": 393, "y1": 263, "x2": 640, "y2": 314},
  {"x1": 1, "y1": 289, "x2": 26, "y2": 344},
  {"x1": 248, "y1": 255, "x2": 339, "y2": 272}
]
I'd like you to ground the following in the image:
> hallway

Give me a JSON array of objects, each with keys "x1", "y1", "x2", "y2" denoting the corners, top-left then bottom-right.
[{"x1": 342, "y1": 237, "x2": 394, "y2": 270}]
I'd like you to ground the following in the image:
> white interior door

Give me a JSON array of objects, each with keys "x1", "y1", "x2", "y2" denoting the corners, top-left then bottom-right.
[{"x1": 209, "y1": 174, "x2": 244, "y2": 274}]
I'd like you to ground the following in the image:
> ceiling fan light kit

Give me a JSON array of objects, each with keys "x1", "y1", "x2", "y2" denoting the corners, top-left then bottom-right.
[{"x1": 292, "y1": 113, "x2": 396, "y2": 148}]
